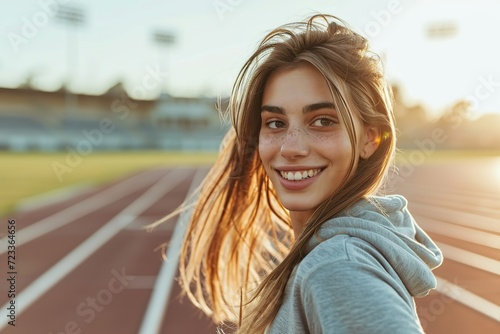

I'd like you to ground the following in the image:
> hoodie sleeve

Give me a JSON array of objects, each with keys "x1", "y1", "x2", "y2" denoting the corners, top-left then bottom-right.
[{"x1": 301, "y1": 259, "x2": 425, "y2": 334}]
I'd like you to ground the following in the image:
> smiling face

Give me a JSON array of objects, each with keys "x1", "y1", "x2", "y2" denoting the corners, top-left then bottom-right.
[{"x1": 258, "y1": 63, "x2": 378, "y2": 234}]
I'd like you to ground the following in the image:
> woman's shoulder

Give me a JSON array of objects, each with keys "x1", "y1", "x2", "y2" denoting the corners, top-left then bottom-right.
[
  {"x1": 279, "y1": 235, "x2": 422, "y2": 334},
  {"x1": 295, "y1": 234, "x2": 388, "y2": 281}
]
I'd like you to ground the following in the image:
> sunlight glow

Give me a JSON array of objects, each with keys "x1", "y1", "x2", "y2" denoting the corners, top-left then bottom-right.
[{"x1": 494, "y1": 157, "x2": 500, "y2": 184}]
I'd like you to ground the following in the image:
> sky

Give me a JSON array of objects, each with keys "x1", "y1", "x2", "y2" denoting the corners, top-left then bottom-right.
[{"x1": 1, "y1": 0, "x2": 500, "y2": 118}]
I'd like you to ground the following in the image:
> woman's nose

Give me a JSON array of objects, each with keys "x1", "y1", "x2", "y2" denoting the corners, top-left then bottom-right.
[{"x1": 280, "y1": 127, "x2": 309, "y2": 159}]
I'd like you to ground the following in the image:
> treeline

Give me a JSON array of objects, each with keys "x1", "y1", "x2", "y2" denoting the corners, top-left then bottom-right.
[{"x1": 392, "y1": 86, "x2": 500, "y2": 150}]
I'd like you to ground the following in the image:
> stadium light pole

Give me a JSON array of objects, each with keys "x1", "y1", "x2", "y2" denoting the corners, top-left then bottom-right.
[
  {"x1": 153, "y1": 31, "x2": 175, "y2": 95},
  {"x1": 56, "y1": 5, "x2": 86, "y2": 119},
  {"x1": 425, "y1": 21, "x2": 457, "y2": 39}
]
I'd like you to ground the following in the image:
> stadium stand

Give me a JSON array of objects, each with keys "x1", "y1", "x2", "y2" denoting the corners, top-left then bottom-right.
[{"x1": 0, "y1": 86, "x2": 228, "y2": 151}]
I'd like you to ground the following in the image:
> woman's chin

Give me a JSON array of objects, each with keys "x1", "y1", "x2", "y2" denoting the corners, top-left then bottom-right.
[{"x1": 281, "y1": 201, "x2": 317, "y2": 215}]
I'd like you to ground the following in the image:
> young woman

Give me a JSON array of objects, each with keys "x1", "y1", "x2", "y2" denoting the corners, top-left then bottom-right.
[{"x1": 158, "y1": 14, "x2": 443, "y2": 333}]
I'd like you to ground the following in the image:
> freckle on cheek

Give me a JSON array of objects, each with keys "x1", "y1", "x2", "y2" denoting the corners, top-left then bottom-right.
[
  {"x1": 260, "y1": 135, "x2": 282, "y2": 145},
  {"x1": 272, "y1": 136, "x2": 283, "y2": 144},
  {"x1": 310, "y1": 132, "x2": 330, "y2": 142}
]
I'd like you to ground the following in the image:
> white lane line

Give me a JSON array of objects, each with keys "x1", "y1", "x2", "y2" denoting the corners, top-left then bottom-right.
[
  {"x1": 402, "y1": 184, "x2": 500, "y2": 204},
  {"x1": 437, "y1": 242, "x2": 500, "y2": 276},
  {"x1": 400, "y1": 183, "x2": 500, "y2": 216},
  {"x1": 407, "y1": 195, "x2": 500, "y2": 219},
  {"x1": 0, "y1": 168, "x2": 191, "y2": 331},
  {"x1": 418, "y1": 217, "x2": 500, "y2": 249},
  {"x1": 17, "y1": 182, "x2": 95, "y2": 212},
  {"x1": 435, "y1": 276, "x2": 500, "y2": 322},
  {"x1": 0, "y1": 169, "x2": 162, "y2": 255},
  {"x1": 138, "y1": 168, "x2": 206, "y2": 334},
  {"x1": 400, "y1": 182, "x2": 500, "y2": 202},
  {"x1": 409, "y1": 202, "x2": 500, "y2": 234}
]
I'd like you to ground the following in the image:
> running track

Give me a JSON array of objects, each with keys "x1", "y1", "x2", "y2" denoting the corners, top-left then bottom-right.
[{"x1": 0, "y1": 158, "x2": 499, "y2": 333}]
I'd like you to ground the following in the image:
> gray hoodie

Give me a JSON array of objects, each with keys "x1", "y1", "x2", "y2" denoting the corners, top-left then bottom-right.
[{"x1": 266, "y1": 195, "x2": 443, "y2": 334}]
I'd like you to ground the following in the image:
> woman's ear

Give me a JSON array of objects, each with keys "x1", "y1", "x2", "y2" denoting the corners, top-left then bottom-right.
[{"x1": 360, "y1": 126, "x2": 381, "y2": 159}]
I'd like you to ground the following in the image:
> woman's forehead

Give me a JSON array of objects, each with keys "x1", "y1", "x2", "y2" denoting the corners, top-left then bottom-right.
[{"x1": 262, "y1": 64, "x2": 334, "y2": 106}]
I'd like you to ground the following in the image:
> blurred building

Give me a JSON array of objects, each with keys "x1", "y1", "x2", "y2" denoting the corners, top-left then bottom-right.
[
  {"x1": 0, "y1": 83, "x2": 228, "y2": 151},
  {"x1": 152, "y1": 94, "x2": 227, "y2": 150},
  {"x1": 2, "y1": 82, "x2": 498, "y2": 152}
]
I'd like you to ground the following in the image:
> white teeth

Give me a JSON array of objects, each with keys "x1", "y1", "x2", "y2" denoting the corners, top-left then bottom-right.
[{"x1": 279, "y1": 169, "x2": 321, "y2": 181}]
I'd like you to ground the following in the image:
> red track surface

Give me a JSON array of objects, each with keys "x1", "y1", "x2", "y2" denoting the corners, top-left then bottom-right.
[{"x1": 0, "y1": 159, "x2": 499, "y2": 333}]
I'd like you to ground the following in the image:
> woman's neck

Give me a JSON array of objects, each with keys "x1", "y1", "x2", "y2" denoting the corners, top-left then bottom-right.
[{"x1": 290, "y1": 210, "x2": 313, "y2": 237}]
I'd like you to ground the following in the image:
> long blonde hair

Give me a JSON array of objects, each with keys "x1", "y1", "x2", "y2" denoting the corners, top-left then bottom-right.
[{"x1": 155, "y1": 14, "x2": 396, "y2": 333}]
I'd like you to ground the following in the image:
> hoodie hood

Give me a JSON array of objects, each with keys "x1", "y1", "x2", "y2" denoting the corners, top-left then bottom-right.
[{"x1": 306, "y1": 195, "x2": 443, "y2": 297}]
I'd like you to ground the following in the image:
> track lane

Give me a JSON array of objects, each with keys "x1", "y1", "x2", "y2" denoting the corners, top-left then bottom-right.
[
  {"x1": 139, "y1": 168, "x2": 206, "y2": 334},
  {"x1": 0, "y1": 167, "x2": 211, "y2": 333},
  {"x1": 395, "y1": 158, "x2": 500, "y2": 334},
  {"x1": 0, "y1": 169, "x2": 169, "y2": 254},
  {"x1": 1, "y1": 158, "x2": 498, "y2": 333}
]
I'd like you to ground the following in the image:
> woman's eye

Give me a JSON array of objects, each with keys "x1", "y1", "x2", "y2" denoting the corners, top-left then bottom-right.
[
  {"x1": 267, "y1": 120, "x2": 286, "y2": 129},
  {"x1": 312, "y1": 118, "x2": 336, "y2": 127}
]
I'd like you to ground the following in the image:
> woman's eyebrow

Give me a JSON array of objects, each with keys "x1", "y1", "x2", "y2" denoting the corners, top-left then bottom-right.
[
  {"x1": 303, "y1": 102, "x2": 336, "y2": 113},
  {"x1": 261, "y1": 105, "x2": 285, "y2": 114},
  {"x1": 261, "y1": 102, "x2": 335, "y2": 114}
]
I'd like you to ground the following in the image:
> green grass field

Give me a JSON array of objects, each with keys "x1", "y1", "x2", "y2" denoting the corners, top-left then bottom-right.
[
  {"x1": 1, "y1": 149, "x2": 498, "y2": 217},
  {"x1": 0, "y1": 151, "x2": 217, "y2": 216}
]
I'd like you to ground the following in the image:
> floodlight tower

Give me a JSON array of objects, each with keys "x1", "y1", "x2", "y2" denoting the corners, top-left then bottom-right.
[
  {"x1": 56, "y1": 5, "x2": 86, "y2": 117},
  {"x1": 153, "y1": 30, "x2": 175, "y2": 95},
  {"x1": 426, "y1": 21, "x2": 457, "y2": 39}
]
